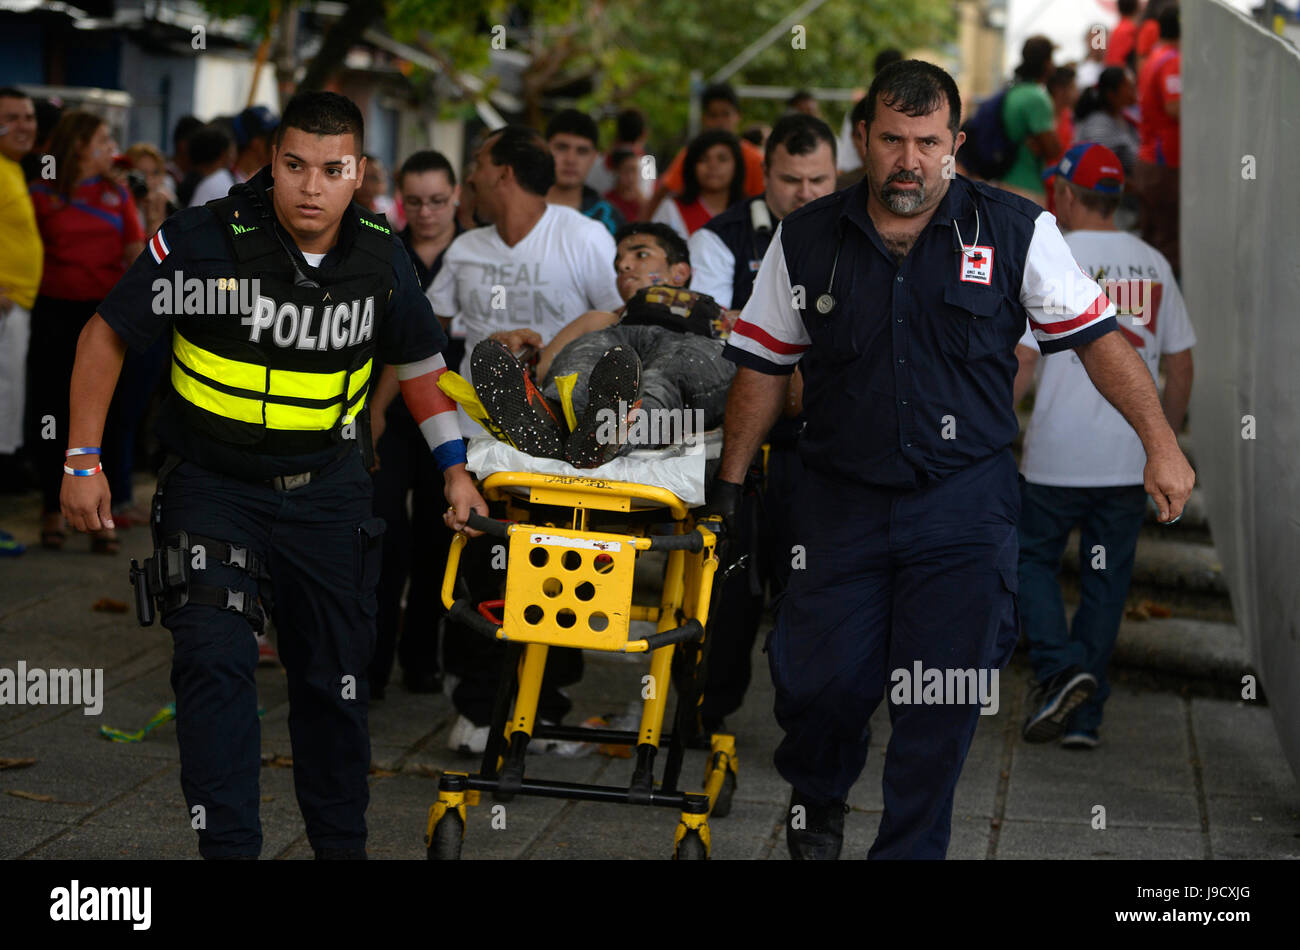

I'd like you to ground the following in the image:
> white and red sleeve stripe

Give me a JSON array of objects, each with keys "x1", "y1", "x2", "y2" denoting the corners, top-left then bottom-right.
[
  {"x1": 395, "y1": 354, "x2": 466, "y2": 471},
  {"x1": 721, "y1": 224, "x2": 810, "y2": 374},
  {"x1": 148, "y1": 227, "x2": 171, "y2": 265},
  {"x1": 1021, "y1": 211, "x2": 1116, "y2": 353}
]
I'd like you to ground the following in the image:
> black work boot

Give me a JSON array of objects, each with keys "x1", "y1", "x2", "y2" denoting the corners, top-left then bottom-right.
[
  {"x1": 564, "y1": 345, "x2": 642, "y2": 469},
  {"x1": 786, "y1": 789, "x2": 848, "y2": 860},
  {"x1": 471, "y1": 338, "x2": 566, "y2": 459}
]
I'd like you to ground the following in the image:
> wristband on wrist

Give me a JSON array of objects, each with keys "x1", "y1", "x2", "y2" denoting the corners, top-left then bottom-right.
[
  {"x1": 65, "y1": 447, "x2": 101, "y2": 457},
  {"x1": 64, "y1": 462, "x2": 103, "y2": 477}
]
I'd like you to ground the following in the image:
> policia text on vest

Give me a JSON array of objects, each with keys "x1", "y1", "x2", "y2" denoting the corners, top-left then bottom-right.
[
  {"x1": 149, "y1": 271, "x2": 380, "y2": 357},
  {"x1": 61, "y1": 106, "x2": 484, "y2": 858}
]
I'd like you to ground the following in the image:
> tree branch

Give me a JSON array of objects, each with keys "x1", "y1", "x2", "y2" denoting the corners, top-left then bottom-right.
[{"x1": 298, "y1": 0, "x2": 388, "y2": 92}]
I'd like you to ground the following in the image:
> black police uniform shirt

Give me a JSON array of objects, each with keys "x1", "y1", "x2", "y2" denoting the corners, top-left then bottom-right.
[
  {"x1": 399, "y1": 219, "x2": 464, "y2": 293},
  {"x1": 97, "y1": 166, "x2": 449, "y2": 481},
  {"x1": 383, "y1": 219, "x2": 465, "y2": 428},
  {"x1": 688, "y1": 195, "x2": 776, "y2": 311},
  {"x1": 722, "y1": 174, "x2": 1118, "y2": 491}
]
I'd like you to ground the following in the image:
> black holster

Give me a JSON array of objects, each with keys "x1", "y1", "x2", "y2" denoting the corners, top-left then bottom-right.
[{"x1": 129, "y1": 456, "x2": 272, "y2": 632}]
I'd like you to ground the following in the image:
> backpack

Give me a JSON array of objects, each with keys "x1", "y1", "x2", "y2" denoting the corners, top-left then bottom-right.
[{"x1": 957, "y1": 86, "x2": 1017, "y2": 181}]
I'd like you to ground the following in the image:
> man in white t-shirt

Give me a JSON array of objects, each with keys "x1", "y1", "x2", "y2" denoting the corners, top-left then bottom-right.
[
  {"x1": 427, "y1": 125, "x2": 622, "y2": 438},
  {"x1": 425, "y1": 126, "x2": 621, "y2": 754},
  {"x1": 1013, "y1": 143, "x2": 1195, "y2": 749}
]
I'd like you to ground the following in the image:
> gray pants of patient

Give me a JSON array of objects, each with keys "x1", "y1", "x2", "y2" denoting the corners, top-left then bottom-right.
[{"x1": 541, "y1": 325, "x2": 735, "y2": 445}]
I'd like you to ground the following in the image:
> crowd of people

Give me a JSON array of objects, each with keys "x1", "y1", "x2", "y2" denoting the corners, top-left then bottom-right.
[
  {"x1": 957, "y1": 0, "x2": 1182, "y2": 273},
  {"x1": 0, "y1": 0, "x2": 1197, "y2": 860}
]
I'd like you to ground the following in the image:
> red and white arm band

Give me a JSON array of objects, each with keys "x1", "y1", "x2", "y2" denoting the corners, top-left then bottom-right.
[{"x1": 394, "y1": 354, "x2": 467, "y2": 471}]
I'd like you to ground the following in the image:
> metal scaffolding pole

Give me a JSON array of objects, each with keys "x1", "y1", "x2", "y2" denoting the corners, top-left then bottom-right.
[{"x1": 688, "y1": 0, "x2": 832, "y2": 136}]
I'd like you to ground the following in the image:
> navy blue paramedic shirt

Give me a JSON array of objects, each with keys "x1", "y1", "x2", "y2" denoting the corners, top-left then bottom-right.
[
  {"x1": 97, "y1": 170, "x2": 453, "y2": 481},
  {"x1": 722, "y1": 174, "x2": 1117, "y2": 491}
]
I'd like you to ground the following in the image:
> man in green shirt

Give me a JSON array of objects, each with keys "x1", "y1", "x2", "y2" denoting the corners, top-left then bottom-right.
[{"x1": 1001, "y1": 36, "x2": 1060, "y2": 204}]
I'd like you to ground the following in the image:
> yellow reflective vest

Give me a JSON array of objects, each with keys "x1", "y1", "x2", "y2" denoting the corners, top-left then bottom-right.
[{"x1": 168, "y1": 189, "x2": 393, "y2": 457}]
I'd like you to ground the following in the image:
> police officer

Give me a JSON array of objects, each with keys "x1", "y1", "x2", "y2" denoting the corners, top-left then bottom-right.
[
  {"x1": 60, "y1": 92, "x2": 486, "y2": 859},
  {"x1": 688, "y1": 112, "x2": 837, "y2": 732},
  {"x1": 716, "y1": 60, "x2": 1194, "y2": 859}
]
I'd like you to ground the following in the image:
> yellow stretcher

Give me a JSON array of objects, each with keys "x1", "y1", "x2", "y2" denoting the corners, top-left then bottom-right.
[{"x1": 425, "y1": 470, "x2": 738, "y2": 860}]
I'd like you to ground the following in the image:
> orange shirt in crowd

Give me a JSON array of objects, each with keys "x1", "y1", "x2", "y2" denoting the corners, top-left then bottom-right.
[
  {"x1": 658, "y1": 138, "x2": 765, "y2": 198},
  {"x1": 1137, "y1": 42, "x2": 1181, "y2": 168}
]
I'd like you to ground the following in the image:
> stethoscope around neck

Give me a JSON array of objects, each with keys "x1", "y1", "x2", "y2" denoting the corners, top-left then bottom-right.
[{"x1": 813, "y1": 204, "x2": 983, "y2": 316}]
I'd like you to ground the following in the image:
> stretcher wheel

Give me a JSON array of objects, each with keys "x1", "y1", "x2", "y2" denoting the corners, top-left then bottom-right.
[
  {"x1": 710, "y1": 770, "x2": 737, "y2": 819},
  {"x1": 674, "y1": 829, "x2": 708, "y2": 861},
  {"x1": 427, "y1": 811, "x2": 464, "y2": 861}
]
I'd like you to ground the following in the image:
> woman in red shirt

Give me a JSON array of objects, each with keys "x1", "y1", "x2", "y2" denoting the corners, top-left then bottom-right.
[
  {"x1": 650, "y1": 130, "x2": 745, "y2": 240},
  {"x1": 28, "y1": 111, "x2": 143, "y2": 552}
]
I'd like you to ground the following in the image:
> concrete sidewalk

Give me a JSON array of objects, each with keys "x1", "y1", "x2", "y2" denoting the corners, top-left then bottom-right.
[{"x1": 1, "y1": 486, "x2": 1297, "y2": 860}]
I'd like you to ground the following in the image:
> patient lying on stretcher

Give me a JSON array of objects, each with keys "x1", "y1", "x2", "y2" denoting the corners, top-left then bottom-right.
[{"x1": 444, "y1": 222, "x2": 737, "y2": 469}]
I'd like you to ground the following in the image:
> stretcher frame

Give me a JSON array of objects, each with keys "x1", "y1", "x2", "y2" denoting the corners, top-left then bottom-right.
[{"x1": 425, "y1": 470, "x2": 738, "y2": 860}]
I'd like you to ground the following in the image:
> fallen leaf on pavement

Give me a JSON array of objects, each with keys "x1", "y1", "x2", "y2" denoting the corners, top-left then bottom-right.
[
  {"x1": 263, "y1": 755, "x2": 294, "y2": 769},
  {"x1": 369, "y1": 767, "x2": 398, "y2": 777},
  {"x1": 1126, "y1": 599, "x2": 1173, "y2": 621},
  {"x1": 92, "y1": 598, "x2": 129, "y2": 613},
  {"x1": 0, "y1": 758, "x2": 37, "y2": 770},
  {"x1": 6, "y1": 789, "x2": 54, "y2": 802}
]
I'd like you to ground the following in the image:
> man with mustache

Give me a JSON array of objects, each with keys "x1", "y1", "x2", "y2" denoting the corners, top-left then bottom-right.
[{"x1": 717, "y1": 60, "x2": 1194, "y2": 859}]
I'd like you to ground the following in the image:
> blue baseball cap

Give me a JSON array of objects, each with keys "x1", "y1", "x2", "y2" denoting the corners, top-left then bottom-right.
[
  {"x1": 1042, "y1": 142, "x2": 1125, "y2": 193},
  {"x1": 233, "y1": 106, "x2": 279, "y2": 149}
]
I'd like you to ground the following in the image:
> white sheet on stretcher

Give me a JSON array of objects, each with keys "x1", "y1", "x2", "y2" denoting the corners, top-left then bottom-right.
[{"x1": 466, "y1": 430, "x2": 721, "y2": 508}]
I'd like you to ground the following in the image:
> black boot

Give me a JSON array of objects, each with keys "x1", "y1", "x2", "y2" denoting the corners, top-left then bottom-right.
[{"x1": 786, "y1": 789, "x2": 848, "y2": 860}]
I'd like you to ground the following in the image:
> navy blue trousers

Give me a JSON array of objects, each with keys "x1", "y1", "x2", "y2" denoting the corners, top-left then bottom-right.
[
  {"x1": 769, "y1": 449, "x2": 1020, "y2": 859},
  {"x1": 700, "y1": 441, "x2": 804, "y2": 728},
  {"x1": 369, "y1": 403, "x2": 449, "y2": 689},
  {"x1": 157, "y1": 452, "x2": 383, "y2": 858}
]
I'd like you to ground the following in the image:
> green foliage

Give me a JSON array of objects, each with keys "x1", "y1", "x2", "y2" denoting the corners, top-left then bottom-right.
[
  {"x1": 193, "y1": 0, "x2": 955, "y2": 150},
  {"x1": 590, "y1": 0, "x2": 957, "y2": 153},
  {"x1": 196, "y1": 0, "x2": 274, "y2": 33}
]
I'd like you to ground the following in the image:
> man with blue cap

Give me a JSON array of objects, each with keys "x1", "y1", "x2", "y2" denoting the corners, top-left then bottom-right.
[
  {"x1": 233, "y1": 105, "x2": 280, "y2": 184},
  {"x1": 1014, "y1": 142, "x2": 1195, "y2": 749}
]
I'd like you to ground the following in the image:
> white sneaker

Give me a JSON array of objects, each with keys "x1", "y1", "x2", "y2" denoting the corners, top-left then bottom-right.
[
  {"x1": 534, "y1": 719, "x2": 594, "y2": 758},
  {"x1": 256, "y1": 634, "x2": 279, "y2": 667},
  {"x1": 448, "y1": 715, "x2": 490, "y2": 756},
  {"x1": 1060, "y1": 730, "x2": 1100, "y2": 749}
]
